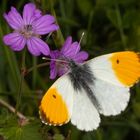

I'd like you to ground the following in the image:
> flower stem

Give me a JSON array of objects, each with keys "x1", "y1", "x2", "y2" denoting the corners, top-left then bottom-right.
[
  {"x1": 25, "y1": 62, "x2": 50, "y2": 76},
  {"x1": 48, "y1": 0, "x2": 64, "y2": 47},
  {"x1": 0, "y1": 98, "x2": 27, "y2": 120},
  {"x1": 15, "y1": 48, "x2": 26, "y2": 115},
  {"x1": 32, "y1": 57, "x2": 37, "y2": 89}
]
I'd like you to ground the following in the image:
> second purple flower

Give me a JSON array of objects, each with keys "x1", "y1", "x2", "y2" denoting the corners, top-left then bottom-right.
[
  {"x1": 3, "y1": 3, "x2": 59, "y2": 56},
  {"x1": 49, "y1": 36, "x2": 89, "y2": 79}
]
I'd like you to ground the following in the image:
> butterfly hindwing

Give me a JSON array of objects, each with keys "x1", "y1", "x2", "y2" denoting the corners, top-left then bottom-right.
[
  {"x1": 39, "y1": 75, "x2": 74, "y2": 125},
  {"x1": 90, "y1": 78, "x2": 130, "y2": 116},
  {"x1": 71, "y1": 88, "x2": 100, "y2": 131}
]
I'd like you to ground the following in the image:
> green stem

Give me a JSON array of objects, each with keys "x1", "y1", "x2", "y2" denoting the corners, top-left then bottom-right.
[
  {"x1": 49, "y1": 0, "x2": 64, "y2": 47},
  {"x1": 87, "y1": 10, "x2": 94, "y2": 47},
  {"x1": 115, "y1": 4, "x2": 126, "y2": 49},
  {"x1": 26, "y1": 62, "x2": 50, "y2": 76},
  {"x1": 0, "y1": 98, "x2": 26, "y2": 120},
  {"x1": 32, "y1": 57, "x2": 37, "y2": 89},
  {"x1": 15, "y1": 49, "x2": 26, "y2": 114},
  {"x1": 0, "y1": 91, "x2": 43, "y2": 97}
]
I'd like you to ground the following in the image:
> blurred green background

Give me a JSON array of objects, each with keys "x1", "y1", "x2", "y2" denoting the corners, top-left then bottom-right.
[{"x1": 0, "y1": 0, "x2": 140, "y2": 140}]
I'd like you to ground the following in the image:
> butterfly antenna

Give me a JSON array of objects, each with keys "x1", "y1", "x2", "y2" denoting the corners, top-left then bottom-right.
[
  {"x1": 79, "y1": 32, "x2": 85, "y2": 46},
  {"x1": 42, "y1": 57, "x2": 68, "y2": 63},
  {"x1": 46, "y1": 32, "x2": 52, "y2": 41},
  {"x1": 75, "y1": 32, "x2": 85, "y2": 55}
]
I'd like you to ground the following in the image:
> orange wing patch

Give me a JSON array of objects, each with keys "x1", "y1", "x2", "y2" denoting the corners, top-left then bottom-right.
[
  {"x1": 110, "y1": 51, "x2": 140, "y2": 86},
  {"x1": 39, "y1": 87, "x2": 69, "y2": 125}
]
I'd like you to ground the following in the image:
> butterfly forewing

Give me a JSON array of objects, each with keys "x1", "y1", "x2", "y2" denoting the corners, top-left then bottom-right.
[
  {"x1": 39, "y1": 75, "x2": 74, "y2": 125},
  {"x1": 87, "y1": 51, "x2": 140, "y2": 87}
]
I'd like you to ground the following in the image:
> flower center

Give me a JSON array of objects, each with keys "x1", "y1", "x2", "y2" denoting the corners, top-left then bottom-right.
[{"x1": 20, "y1": 24, "x2": 34, "y2": 38}]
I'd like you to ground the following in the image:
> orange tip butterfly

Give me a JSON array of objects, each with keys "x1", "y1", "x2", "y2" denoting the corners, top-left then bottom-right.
[{"x1": 39, "y1": 51, "x2": 140, "y2": 131}]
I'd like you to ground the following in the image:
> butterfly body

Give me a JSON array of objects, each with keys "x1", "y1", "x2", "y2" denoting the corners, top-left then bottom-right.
[
  {"x1": 69, "y1": 60, "x2": 94, "y2": 90},
  {"x1": 39, "y1": 51, "x2": 140, "y2": 131},
  {"x1": 68, "y1": 61, "x2": 101, "y2": 109}
]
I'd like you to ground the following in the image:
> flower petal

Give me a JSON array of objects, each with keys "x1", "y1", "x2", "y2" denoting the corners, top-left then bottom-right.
[
  {"x1": 49, "y1": 50, "x2": 61, "y2": 79},
  {"x1": 61, "y1": 36, "x2": 72, "y2": 54},
  {"x1": 73, "y1": 51, "x2": 89, "y2": 63},
  {"x1": 50, "y1": 62, "x2": 57, "y2": 79},
  {"x1": 10, "y1": 39, "x2": 26, "y2": 51},
  {"x1": 3, "y1": 33, "x2": 26, "y2": 51},
  {"x1": 27, "y1": 37, "x2": 50, "y2": 56},
  {"x1": 33, "y1": 15, "x2": 56, "y2": 27},
  {"x1": 50, "y1": 50, "x2": 60, "y2": 59},
  {"x1": 71, "y1": 42, "x2": 80, "y2": 54},
  {"x1": 32, "y1": 14, "x2": 58, "y2": 35},
  {"x1": 27, "y1": 38, "x2": 41, "y2": 56},
  {"x1": 23, "y1": 3, "x2": 37, "y2": 24},
  {"x1": 34, "y1": 9, "x2": 42, "y2": 18},
  {"x1": 58, "y1": 67, "x2": 68, "y2": 77},
  {"x1": 4, "y1": 7, "x2": 23, "y2": 30},
  {"x1": 64, "y1": 42, "x2": 80, "y2": 58},
  {"x1": 3, "y1": 33, "x2": 19, "y2": 45},
  {"x1": 34, "y1": 23, "x2": 59, "y2": 35},
  {"x1": 29, "y1": 9, "x2": 42, "y2": 23}
]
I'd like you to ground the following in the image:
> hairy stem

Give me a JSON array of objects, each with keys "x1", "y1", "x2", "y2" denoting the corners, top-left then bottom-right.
[
  {"x1": 15, "y1": 49, "x2": 26, "y2": 114},
  {"x1": 25, "y1": 62, "x2": 50, "y2": 75},
  {"x1": 0, "y1": 98, "x2": 27, "y2": 120}
]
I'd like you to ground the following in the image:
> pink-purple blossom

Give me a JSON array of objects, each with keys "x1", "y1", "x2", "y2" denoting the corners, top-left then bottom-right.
[
  {"x1": 3, "y1": 3, "x2": 59, "y2": 56},
  {"x1": 50, "y1": 36, "x2": 89, "y2": 79}
]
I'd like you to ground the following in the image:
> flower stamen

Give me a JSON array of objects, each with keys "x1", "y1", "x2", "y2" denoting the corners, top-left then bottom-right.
[{"x1": 20, "y1": 24, "x2": 34, "y2": 38}]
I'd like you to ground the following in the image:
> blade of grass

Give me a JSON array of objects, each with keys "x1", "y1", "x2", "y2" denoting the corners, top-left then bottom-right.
[
  {"x1": 115, "y1": 3, "x2": 127, "y2": 49},
  {"x1": 32, "y1": 57, "x2": 37, "y2": 89}
]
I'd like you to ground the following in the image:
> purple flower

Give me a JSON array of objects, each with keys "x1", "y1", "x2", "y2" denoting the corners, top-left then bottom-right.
[
  {"x1": 3, "y1": 3, "x2": 59, "y2": 56},
  {"x1": 50, "y1": 36, "x2": 89, "y2": 79}
]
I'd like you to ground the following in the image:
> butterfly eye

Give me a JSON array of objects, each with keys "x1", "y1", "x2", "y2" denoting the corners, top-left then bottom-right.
[{"x1": 116, "y1": 59, "x2": 120, "y2": 64}]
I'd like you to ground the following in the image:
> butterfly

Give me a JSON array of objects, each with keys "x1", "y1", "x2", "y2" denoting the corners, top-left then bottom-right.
[{"x1": 39, "y1": 51, "x2": 140, "y2": 131}]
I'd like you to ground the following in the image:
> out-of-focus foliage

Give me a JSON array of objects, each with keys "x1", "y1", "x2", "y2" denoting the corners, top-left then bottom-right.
[
  {"x1": 0, "y1": 0, "x2": 140, "y2": 139},
  {"x1": 0, "y1": 113, "x2": 42, "y2": 140}
]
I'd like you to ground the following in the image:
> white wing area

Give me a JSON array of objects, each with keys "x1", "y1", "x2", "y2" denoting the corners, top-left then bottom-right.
[
  {"x1": 90, "y1": 78, "x2": 130, "y2": 116},
  {"x1": 86, "y1": 54, "x2": 130, "y2": 116},
  {"x1": 53, "y1": 75, "x2": 74, "y2": 119},
  {"x1": 87, "y1": 54, "x2": 124, "y2": 87},
  {"x1": 71, "y1": 89, "x2": 100, "y2": 131}
]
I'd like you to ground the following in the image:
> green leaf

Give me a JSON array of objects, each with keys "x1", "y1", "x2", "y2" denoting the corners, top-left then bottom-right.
[
  {"x1": 133, "y1": 102, "x2": 140, "y2": 118},
  {"x1": 0, "y1": 119, "x2": 42, "y2": 140},
  {"x1": 53, "y1": 134, "x2": 64, "y2": 140}
]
